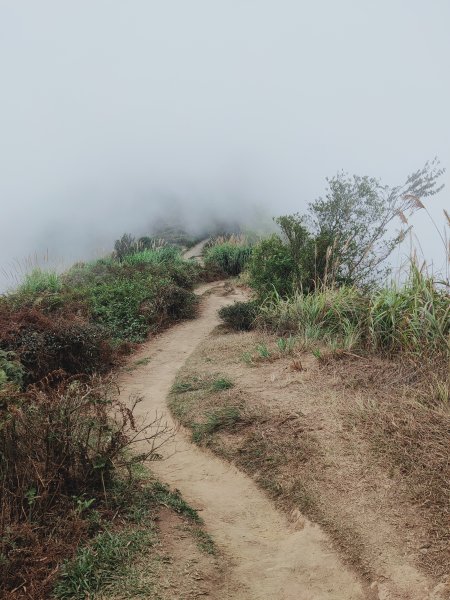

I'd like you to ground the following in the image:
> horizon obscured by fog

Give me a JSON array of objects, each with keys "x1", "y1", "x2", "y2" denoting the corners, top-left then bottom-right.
[{"x1": 1, "y1": 1, "x2": 449, "y2": 290}]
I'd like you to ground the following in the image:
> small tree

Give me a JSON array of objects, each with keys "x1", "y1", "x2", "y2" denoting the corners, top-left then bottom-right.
[
  {"x1": 308, "y1": 159, "x2": 445, "y2": 285},
  {"x1": 114, "y1": 233, "x2": 137, "y2": 261}
]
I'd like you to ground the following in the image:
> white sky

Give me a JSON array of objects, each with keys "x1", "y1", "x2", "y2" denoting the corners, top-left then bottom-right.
[{"x1": 0, "y1": 1, "x2": 449, "y2": 285}]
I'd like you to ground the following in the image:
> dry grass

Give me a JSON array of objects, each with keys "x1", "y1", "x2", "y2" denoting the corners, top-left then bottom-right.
[{"x1": 169, "y1": 328, "x2": 450, "y2": 590}]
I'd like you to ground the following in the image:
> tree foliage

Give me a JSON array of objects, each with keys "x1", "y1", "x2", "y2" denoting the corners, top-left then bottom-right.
[
  {"x1": 248, "y1": 160, "x2": 445, "y2": 298},
  {"x1": 308, "y1": 159, "x2": 445, "y2": 285}
]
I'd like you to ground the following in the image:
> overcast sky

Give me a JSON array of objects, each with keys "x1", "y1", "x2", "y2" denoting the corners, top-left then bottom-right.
[{"x1": 0, "y1": 1, "x2": 449, "y2": 287}]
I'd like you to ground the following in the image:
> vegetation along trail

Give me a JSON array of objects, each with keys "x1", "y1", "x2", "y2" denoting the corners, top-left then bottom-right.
[{"x1": 119, "y1": 282, "x2": 365, "y2": 600}]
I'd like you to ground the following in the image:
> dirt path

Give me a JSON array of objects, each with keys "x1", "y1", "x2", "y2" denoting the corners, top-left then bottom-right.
[
  {"x1": 183, "y1": 239, "x2": 209, "y2": 262},
  {"x1": 119, "y1": 284, "x2": 366, "y2": 600}
]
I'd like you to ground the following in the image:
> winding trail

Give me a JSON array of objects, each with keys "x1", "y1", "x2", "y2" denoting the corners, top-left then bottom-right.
[
  {"x1": 119, "y1": 283, "x2": 366, "y2": 600},
  {"x1": 182, "y1": 239, "x2": 210, "y2": 262}
]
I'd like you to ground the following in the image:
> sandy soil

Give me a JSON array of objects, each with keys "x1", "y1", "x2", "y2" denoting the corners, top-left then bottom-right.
[
  {"x1": 183, "y1": 240, "x2": 209, "y2": 262},
  {"x1": 119, "y1": 284, "x2": 366, "y2": 600},
  {"x1": 174, "y1": 328, "x2": 450, "y2": 600}
]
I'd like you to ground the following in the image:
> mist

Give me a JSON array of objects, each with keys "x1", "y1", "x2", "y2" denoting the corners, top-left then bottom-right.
[{"x1": 1, "y1": 0, "x2": 449, "y2": 289}]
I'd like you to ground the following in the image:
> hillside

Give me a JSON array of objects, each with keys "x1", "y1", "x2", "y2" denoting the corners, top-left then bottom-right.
[{"x1": 1, "y1": 210, "x2": 449, "y2": 599}]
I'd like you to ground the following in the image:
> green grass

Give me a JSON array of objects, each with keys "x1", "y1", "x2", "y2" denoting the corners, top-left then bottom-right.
[
  {"x1": 53, "y1": 528, "x2": 155, "y2": 599},
  {"x1": 17, "y1": 268, "x2": 62, "y2": 295},
  {"x1": 211, "y1": 377, "x2": 233, "y2": 391},
  {"x1": 52, "y1": 474, "x2": 211, "y2": 598},
  {"x1": 257, "y1": 267, "x2": 449, "y2": 367},
  {"x1": 256, "y1": 343, "x2": 271, "y2": 359},
  {"x1": 151, "y1": 481, "x2": 202, "y2": 523},
  {"x1": 172, "y1": 374, "x2": 234, "y2": 395},
  {"x1": 189, "y1": 527, "x2": 216, "y2": 555},
  {"x1": 122, "y1": 246, "x2": 182, "y2": 266},
  {"x1": 192, "y1": 407, "x2": 242, "y2": 444},
  {"x1": 203, "y1": 243, "x2": 253, "y2": 276}
]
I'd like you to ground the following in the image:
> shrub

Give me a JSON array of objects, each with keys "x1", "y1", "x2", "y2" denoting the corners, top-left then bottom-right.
[
  {"x1": 114, "y1": 233, "x2": 137, "y2": 260},
  {"x1": 0, "y1": 375, "x2": 170, "y2": 597},
  {"x1": 0, "y1": 349, "x2": 24, "y2": 388},
  {"x1": 218, "y1": 300, "x2": 259, "y2": 331},
  {"x1": 0, "y1": 310, "x2": 113, "y2": 384},
  {"x1": 247, "y1": 235, "x2": 296, "y2": 298}
]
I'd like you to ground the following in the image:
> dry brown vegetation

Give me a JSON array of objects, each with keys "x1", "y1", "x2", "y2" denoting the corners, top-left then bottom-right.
[
  {"x1": 0, "y1": 373, "x2": 174, "y2": 598},
  {"x1": 169, "y1": 328, "x2": 450, "y2": 598}
]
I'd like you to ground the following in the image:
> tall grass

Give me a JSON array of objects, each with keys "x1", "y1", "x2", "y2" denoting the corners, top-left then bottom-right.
[
  {"x1": 17, "y1": 268, "x2": 62, "y2": 295},
  {"x1": 204, "y1": 243, "x2": 253, "y2": 276},
  {"x1": 122, "y1": 246, "x2": 182, "y2": 266},
  {"x1": 257, "y1": 267, "x2": 449, "y2": 364}
]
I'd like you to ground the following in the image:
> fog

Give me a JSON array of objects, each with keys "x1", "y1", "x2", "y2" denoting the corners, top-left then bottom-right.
[{"x1": 1, "y1": 1, "x2": 449, "y2": 289}]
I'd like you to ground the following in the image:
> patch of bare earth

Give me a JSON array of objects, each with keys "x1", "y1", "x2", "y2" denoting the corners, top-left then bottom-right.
[
  {"x1": 170, "y1": 328, "x2": 449, "y2": 600},
  {"x1": 98, "y1": 507, "x2": 225, "y2": 600}
]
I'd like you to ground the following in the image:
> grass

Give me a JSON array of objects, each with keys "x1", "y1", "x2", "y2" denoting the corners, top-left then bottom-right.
[
  {"x1": 256, "y1": 267, "x2": 449, "y2": 380},
  {"x1": 52, "y1": 474, "x2": 215, "y2": 599},
  {"x1": 53, "y1": 528, "x2": 155, "y2": 600},
  {"x1": 17, "y1": 268, "x2": 62, "y2": 295},
  {"x1": 189, "y1": 527, "x2": 216, "y2": 555},
  {"x1": 49, "y1": 465, "x2": 215, "y2": 598},
  {"x1": 151, "y1": 481, "x2": 202, "y2": 523},
  {"x1": 191, "y1": 407, "x2": 242, "y2": 444},
  {"x1": 171, "y1": 374, "x2": 234, "y2": 395},
  {"x1": 203, "y1": 243, "x2": 253, "y2": 276},
  {"x1": 211, "y1": 376, "x2": 233, "y2": 391}
]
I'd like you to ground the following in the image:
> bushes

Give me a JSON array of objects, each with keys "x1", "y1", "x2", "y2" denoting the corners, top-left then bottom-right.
[
  {"x1": 1, "y1": 246, "x2": 202, "y2": 383},
  {"x1": 0, "y1": 375, "x2": 169, "y2": 598},
  {"x1": 87, "y1": 274, "x2": 197, "y2": 342},
  {"x1": 0, "y1": 309, "x2": 112, "y2": 384},
  {"x1": 247, "y1": 235, "x2": 297, "y2": 298},
  {"x1": 204, "y1": 243, "x2": 253, "y2": 276},
  {"x1": 219, "y1": 300, "x2": 259, "y2": 331},
  {"x1": 0, "y1": 350, "x2": 24, "y2": 388}
]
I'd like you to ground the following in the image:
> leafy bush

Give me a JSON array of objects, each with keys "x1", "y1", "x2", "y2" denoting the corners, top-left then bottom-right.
[
  {"x1": 247, "y1": 235, "x2": 296, "y2": 298},
  {"x1": 218, "y1": 300, "x2": 259, "y2": 331},
  {"x1": 0, "y1": 349, "x2": 24, "y2": 388},
  {"x1": 204, "y1": 243, "x2": 253, "y2": 276},
  {"x1": 307, "y1": 161, "x2": 444, "y2": 285}
]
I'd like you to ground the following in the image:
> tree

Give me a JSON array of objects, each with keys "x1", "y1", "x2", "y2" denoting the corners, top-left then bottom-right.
[
  {"x1": 308, "y1": 159, "x2": 445, "y2": 285},
  {"x1": 114, "y1": 233, "x2": 137, "y2": 261}
]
